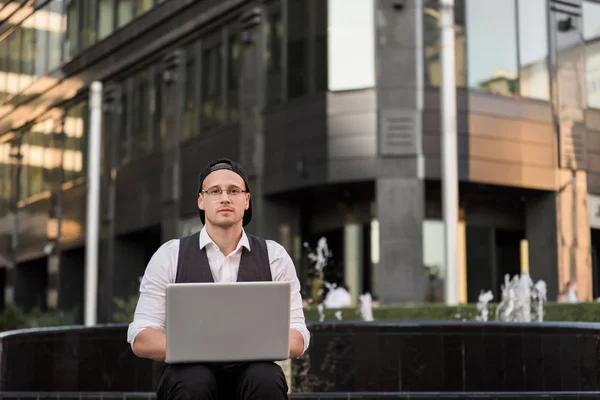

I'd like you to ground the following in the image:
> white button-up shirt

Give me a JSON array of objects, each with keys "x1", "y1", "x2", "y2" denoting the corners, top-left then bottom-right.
[{"x1": 127, "y1": 227, "x2": 311, "y2": 356}]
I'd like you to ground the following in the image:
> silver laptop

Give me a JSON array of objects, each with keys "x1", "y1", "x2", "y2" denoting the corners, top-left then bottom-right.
[{"x1": 165, "y1": 281, "x2": 291, "y2": 363}]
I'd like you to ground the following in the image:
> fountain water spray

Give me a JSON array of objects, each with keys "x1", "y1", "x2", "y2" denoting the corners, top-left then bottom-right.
[
  {"x1": 495, "y1": 273, "x2": 547, "y2": 322},
  {"x1": 305, "y1": 237, "x2": 331, "y2": 281},
  {"x1": 305, "y1": 237, "x2": 375, "y2": 322},
  {"x1": 359, "y1": 293, "x2": 374, "y2": 321},
  {"x1": 476, "y1": 290, "x2": 494, "y2": 322}
]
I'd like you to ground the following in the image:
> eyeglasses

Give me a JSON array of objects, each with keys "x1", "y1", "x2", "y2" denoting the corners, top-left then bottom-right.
[{"x1": 200, "y1": 187, "x2": 248, "y2": 199}]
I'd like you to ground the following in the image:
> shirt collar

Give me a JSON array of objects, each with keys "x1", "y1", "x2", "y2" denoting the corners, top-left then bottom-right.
[{"x1": 199, "y1": 226, "x2": 251, "y2": 252}]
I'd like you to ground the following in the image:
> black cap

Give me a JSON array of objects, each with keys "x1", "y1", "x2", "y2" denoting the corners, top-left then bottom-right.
[{"x1": 197, "y1": 158, "x2": 252, "y2": 227}]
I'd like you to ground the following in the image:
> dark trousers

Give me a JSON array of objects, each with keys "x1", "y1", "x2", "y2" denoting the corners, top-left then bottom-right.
[{"x1": 156, "y1": 361, "x2": 288, "y2": 400}]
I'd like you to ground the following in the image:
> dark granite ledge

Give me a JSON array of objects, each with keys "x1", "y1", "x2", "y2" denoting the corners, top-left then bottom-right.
[
  {"x1": 2, "y1": 392, "x2": 600, "y2": 399},
  {"x1": 2, "y1": 321, "x2": 600, "y2": 393}
]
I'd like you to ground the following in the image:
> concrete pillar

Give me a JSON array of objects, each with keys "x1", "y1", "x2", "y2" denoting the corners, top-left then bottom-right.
[
  {"x1": 47, "y1": 253, "x2": 59, "y2": 310},
  {"x1": 112, "y1": 238, "x2": 148, "y2": 302},
  {"x1": 5, "y1": 140, "x2": 23, "y2": 305},
  {"x1": 526, "y1": 193, "x2": 559, "y2": 299},
  {"x1": 376, "y1": 177, "x2": 425, "y2": 303},
  {"x1": 344, "y1": 223, "x2": 363, "y2": 304},
  {"x1": 375, "y1": 0, "x2": 426, "y2": 303},
  {"x1": 160, "y1": 50, "x2": 184, "y2": 243},
  {"x1": 369, "y1": 216, "x2": 380, "y2": 297},
  {"x1": 557, "y1": 170, "x2": 592, "y2": 301},
  {"x1": 238, "y1": 7, "x2": 269, "y2": 241},
  {"x1": 58, "y1": 248, "x2": 85, "y2": 321},
  {"x1": 546, "y1": 3, "x2": 592, "y2": 301},
  {"x1": 526, "y1": 175, "x2": 592, "y2": 302},
  {"x1": 97, "y1": 85, "x2": 120, "y2": 323},
  {"x1": 14, "y1": 257, "x2": 47, "y2": 311}
]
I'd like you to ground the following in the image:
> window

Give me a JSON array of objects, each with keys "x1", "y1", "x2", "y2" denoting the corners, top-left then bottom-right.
[
  {"x1": 34, "y1": 10, "x2": 49, "y2": 77},
  {"x1": 0, "y1": 40, "x2": 6, "y2": 101},
  {"x1": 63, "y1": 102, "x2": 87, "y2": 182},
  {"x1": 136, "y1": 0, "x2": 153, "y2": 16},
  {"x1": 314, "y1": 0, "x2": 327, "y2": 92},
  {"x1": 62, "y1": 0, "x2": 159, "y2": 51},
  {"x1": 327, "y1": 0, "x2": 375, "y2": 91},
  {"x1": 119, "y1": 81, "x2": 131, "y2": 165},
  {"x1": 584, "y1": 1, "x2": 600, "y2": 108},
  {"x1": 47, "y1": 0, "x2": 65, "y2": 72},
  {"x1": 66, "y1": 0, "x2": 79, "y2": 58},
  {"x1": 98, "y1": 0, "x2": 115, "y2": 39},
  {"x1": 132, "y1": 71, "x2": 151, "y2": 159},
  {"x1": 21, "y1": 28, "x2": 35, "y2": 86},
  {"x1": 81, "y1": 0, "x2": 97, "y2": 49},
  {"x1": 264, "y1": 0, "x2": 326, "y2": 104},
  {"x1": 287, "y1": 0, "x2": 310, "y2": 98},
  {"x1": 0, "y1": 142, "x2": 10, "y2": 217},
  {"x1": 227, "y1": 33, "x2": 240, "y2": 122},
  {"x1": 19, "y1": 127, "x2": 49, "y2": 200},
  {"x1": 117, "y1": 0, "x2": 133, "y2": 28},
  {"x1": 80, "y1": 103, "x2": 89, "y2": 180},
  {"x1": 8, "y1": 31, "x2": 21, "y2": 95},
  {"x1": 19, "y1": 134, "x2": 30, "y2": 202},
  {"x1": 423, "y1": 219, "x2": 445, "y2": 303},
  {"x1": 201, "y1": 41, "x2": 223, "y2": 131},
  {"x1": 518, "y1": 0, "x2": 549, "y2": 101},
  {"x1": 31, "y1": 119, "x2": 54, "y2": 193},
  {"x1": 183, "y1": 43, "x2": 198, "y2": 139},
  {"x1": 153, "y1": 67, "x2": 163, "y2": 151},
  {"x1": 265, "y1": 1, "x2": 283, "y2": 105},
  {"x1": 466, "y1": 0, "x2": 518, "y2": 96},
  {"x1": 423, "y1": 0, "x2": 466, "y2": 87}
]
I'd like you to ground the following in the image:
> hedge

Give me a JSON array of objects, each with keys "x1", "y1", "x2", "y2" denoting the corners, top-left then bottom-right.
[
  {"x1": 303, "y1": 302, "x2": 600, "y2": 323},
  {"x1": 2, "y1": 301, "x2": 600, "y2": 333},
  {"x1": 0, "y1": 303, "x2": 76, "y2": 332}
]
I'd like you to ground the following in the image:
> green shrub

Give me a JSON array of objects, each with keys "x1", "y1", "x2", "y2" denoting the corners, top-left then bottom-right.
[
  {"x1": 0, "y1": 303, "x2": 76, "y2": 332},
  {"x1": 303, "y1": 303, "x2": 481, "y2": 322},
  {"x1": 113, "y1": 294, "x2": 139, "y2": 323},
  {"x1": 544, "y1": 302, "x2": 600, "y2": 322},
  {"x1": 3, "y1": 299, "x2": 600, "y2": 333},
  {"x1": 303, "y1": 302, "x2": 600, "y2": 323}
]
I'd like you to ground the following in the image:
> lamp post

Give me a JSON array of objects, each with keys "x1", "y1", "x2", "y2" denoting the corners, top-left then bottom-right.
[
  {"x1": 84, "y1": 82, "x2": 103, "y2": 326},
  {"x1": 440, "y1": 0, "x2": 459, "y2": 305}
]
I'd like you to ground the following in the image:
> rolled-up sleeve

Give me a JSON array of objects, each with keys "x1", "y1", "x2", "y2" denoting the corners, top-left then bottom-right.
[
  {"x1": 127, "y1": 239, "x2": 179, "y2": 349},
  {"x1": 268, "y1": 241, "x2": 311, "y2": 356}
]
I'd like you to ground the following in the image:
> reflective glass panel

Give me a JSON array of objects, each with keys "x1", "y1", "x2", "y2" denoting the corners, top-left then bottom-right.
[
  {"x1": 265, "y1": 0, "x2": 283, "y2": 105},
  {"x1": 98, "y1": 0, "x2": 115, "y2": 39},
  {"x1": 327, "y1": 0, "x2": 374, "y2": 91},
  {"x1": 228, "y1": 33, "x2": 240, "y2": 122},
  {"x1": 584, "y1": 1, "x2": 600, "y2": 108},
  {"x1": 466, "y1": 0, "x2": 518, "y2": 95},
  {"x1": 423, "y1": 0, "x2": 466, "y2": 87},
  {"x1": 518, "y1": 0, "x2": 549, "y2": 101},
  {"x1": 201, "y1": 42, "x2": 223, "y2": 130},
  {"x1": 183, "y1": 43, "x2": 197, "y2": 139}
]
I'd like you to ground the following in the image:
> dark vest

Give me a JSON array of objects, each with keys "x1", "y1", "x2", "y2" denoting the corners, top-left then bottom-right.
[
  {"x1": 175, "y1": 231, "x2": 272, "y2": 283},
  {"x1": 153, "y1": 231, "x2": 272, "y2": 387}
]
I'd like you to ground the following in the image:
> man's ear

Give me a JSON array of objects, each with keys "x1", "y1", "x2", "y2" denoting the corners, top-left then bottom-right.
[
  {"x1": 198, "y1": 194, "x2": 205, "y2": 211},
  {"x1": 246, "y1": 192, "x2": 251, "y2": 210}
]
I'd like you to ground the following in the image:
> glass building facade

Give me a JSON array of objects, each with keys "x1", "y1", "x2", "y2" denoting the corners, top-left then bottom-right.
[{"x1": 0, "y1": 0, "x2": 599, "y2": 319}]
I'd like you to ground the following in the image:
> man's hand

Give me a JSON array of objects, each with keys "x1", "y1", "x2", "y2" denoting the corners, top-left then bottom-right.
[
  {"x1": 289, "y1": 328, "x2": 305, "y2": 358},
  {"x1": 132, "y1": 328, "x2": 167, "y2": 361}
]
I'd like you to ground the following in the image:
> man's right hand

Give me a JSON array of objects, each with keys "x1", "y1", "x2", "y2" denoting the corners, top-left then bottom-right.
[{"x1": 132, "y1": 328, "x2": 167, "y2": 361}]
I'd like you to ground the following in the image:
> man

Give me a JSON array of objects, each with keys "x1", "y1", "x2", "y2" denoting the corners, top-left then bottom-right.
[
  {"x1": 558, "y1": 280, "x2": 578, "y2": 303},
  {"x1": 127, "y1": 158, "x2": 310, "y2": 399}
]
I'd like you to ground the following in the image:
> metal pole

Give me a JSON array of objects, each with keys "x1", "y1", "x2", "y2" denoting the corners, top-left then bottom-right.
[
  {"x1": 570, "y1": 167, "x2": 577, "y2": 283},
  {"x1": 85, "y1": 81, "x2": 102, "y2": 326},
  {"x1": 440, "y1": 0, "x2": 459, "y2": 305}
]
